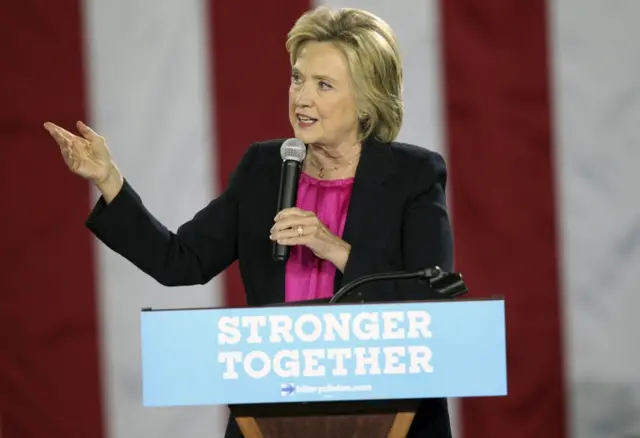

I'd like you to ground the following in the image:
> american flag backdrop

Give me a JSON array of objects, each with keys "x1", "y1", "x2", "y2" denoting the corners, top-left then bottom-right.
[{"x1": 1, "y1": 1, "x2": 639, "y2": 437}]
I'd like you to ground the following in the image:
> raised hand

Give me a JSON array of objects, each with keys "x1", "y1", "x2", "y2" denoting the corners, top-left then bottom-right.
[
  {"x1": 44, "y1": 120, "x2": 123, "y2": 202},
  {"x1": 44, "y1": 120, "x2": 117, "y2": 183}
]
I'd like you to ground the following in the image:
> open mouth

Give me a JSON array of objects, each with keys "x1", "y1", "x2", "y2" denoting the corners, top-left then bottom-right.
[{"x1": 296, "y1": 114, "x2": 318, "y2": 127}]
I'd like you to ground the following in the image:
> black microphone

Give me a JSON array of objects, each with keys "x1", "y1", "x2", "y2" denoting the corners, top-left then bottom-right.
[
  {"x1": 328, "y1": 266, "x2": 468, "y2": 304},
  {"x1": 272, "y1": 138, "x2": 307, "y2": 261}
]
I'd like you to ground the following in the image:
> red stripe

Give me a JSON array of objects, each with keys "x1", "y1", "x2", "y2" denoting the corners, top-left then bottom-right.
[
  {"x1": 439, "y1": 1, "x2": 567, "y2": 437},
  {"x1": 207, "y1": 0, "x2": 311, "y2": 307},
  {"x1": 0, "y1": 2, "x2": 104, "y2": 438}
]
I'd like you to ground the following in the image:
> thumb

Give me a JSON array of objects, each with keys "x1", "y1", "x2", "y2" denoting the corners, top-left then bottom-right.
[{"x1": 76, "y1": 120, "x2": 99, "y2": 140}]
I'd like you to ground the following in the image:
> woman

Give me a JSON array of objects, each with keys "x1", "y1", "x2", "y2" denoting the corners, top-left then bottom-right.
[{"x1": 44, "y1": 6, "x2": 454, "y2": 437}]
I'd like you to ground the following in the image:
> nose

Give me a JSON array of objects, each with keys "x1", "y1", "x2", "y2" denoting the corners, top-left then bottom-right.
[{"x1": 295, "y1": 83, "x2": 313, "y2": 107}]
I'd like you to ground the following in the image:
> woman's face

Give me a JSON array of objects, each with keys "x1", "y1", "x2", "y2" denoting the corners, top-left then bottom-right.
[{"x1": 288, "y1": 41, "x2": 359, "y2": 149}]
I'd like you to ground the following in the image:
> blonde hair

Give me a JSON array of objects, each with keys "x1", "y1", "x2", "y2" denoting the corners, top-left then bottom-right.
[{"x1": 286, "y1": 7, "x2": 403, "y2": 143}]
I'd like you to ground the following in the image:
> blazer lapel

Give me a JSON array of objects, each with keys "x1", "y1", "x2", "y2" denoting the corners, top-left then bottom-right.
[{"x1": 334, "y1": 138, "x2": 397, "y2": 291}]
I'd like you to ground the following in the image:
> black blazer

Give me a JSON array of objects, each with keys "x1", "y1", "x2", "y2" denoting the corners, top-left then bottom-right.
[{"x1": 85, "y1": 137, "x2": 454, "y2": 438}]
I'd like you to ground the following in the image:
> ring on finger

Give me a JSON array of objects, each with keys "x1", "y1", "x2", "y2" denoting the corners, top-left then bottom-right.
[{"x1": 296, "y1": 225, "x2": 304, "y2": 237}]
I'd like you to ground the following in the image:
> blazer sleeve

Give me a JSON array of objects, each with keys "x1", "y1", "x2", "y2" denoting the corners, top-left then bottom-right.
[
  {"x1": 84, "y1": 143, "x2": 258, "y2": 286},
  {"x1": 401, "y1": 151, "x2": 454, "y2": 273},
  {"x1": 342, "y1": 151, "x2": 454, "y2": 301}
]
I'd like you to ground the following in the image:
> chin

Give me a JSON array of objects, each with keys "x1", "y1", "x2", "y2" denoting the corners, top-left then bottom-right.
[{"x1": 292, "y1": 127, "x2": 319, "y2": 145}]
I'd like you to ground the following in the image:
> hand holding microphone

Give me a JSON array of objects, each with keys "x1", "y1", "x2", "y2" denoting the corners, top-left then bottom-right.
[{"x1": 270, "y1": 139, "x2": 351, "y2": 271}]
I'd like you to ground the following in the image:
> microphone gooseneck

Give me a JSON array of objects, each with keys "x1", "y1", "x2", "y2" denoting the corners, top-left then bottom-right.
[
  {"x1": 329, "y1": 266, "x2": 468, "y2": 304},
  {"x1": 272, "y1": 138, "x2": 307, "y2": 262}
]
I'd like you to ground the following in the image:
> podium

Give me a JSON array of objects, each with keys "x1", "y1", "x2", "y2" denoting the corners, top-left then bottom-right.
[{"x1": 140, "y1": 298, "x2": 507, "y2": 437}]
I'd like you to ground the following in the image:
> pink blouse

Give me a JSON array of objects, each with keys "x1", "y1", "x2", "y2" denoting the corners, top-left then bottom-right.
[{"x1": 284, "y1": 172, "x2": 355, "y2": 302}]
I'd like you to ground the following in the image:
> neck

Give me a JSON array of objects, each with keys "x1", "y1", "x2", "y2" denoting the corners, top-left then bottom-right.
[
  {"x1": 305, "y1": 140, "x2": 362, "y2": 179},
  {"x1": 311, "y1": 140, "x2": 361, "y2": 163}
]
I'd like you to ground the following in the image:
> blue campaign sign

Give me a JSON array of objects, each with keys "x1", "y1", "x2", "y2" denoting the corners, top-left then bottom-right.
[{"x1": 140, "y1": 299, "x2": 507, "y2": 407}]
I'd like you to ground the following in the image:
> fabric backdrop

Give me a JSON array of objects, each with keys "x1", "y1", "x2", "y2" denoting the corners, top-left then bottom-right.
[{"x1": 1, "y1": 1, "x2": 639, "y2": 437}]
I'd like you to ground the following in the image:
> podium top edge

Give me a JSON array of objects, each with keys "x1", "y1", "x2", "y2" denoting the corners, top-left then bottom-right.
[{"x1": 141, "y1": 295, "x2": 505, "y2": 312}]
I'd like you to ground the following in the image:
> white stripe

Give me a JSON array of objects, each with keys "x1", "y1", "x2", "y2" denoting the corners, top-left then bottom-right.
[
  {"x1": 82, "y1": 1, "x2": 226, "y2": 437},
  {"x1": 313, "y1": 1, "x2": 457, "y2": 435},
  {"x1": 549, "y1": 1, "x2": 640, "y2": 437}
]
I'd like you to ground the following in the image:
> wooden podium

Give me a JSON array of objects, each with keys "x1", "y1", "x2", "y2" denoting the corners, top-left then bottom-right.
[
  {"x1": 139, "y1": 298, "x2": 507, "y2": 438},
  {"x1": 230, "y1": 398, "x2": 419, "y2": 438}
]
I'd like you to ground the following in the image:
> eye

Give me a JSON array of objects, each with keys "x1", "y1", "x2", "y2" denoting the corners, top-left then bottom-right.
[
  {"x1": 291, "y1": 72, "x2": 302, "y2": 84},
  {"x1": 319, "y1": 81, "x2": 332, "y2": 90}
]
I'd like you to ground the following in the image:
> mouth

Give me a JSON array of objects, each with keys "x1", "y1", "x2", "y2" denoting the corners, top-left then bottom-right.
[{"x1": 296, "y1": 114, "x2": 318, "y2": 128}]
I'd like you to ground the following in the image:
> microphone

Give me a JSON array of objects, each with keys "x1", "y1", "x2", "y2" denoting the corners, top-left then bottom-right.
[
  {"x1": 328, "y1": 266, "x2": 468, "y2": 304},
  {"x1": 272, "y1": 138, "x2": 307, "y2": 261}
]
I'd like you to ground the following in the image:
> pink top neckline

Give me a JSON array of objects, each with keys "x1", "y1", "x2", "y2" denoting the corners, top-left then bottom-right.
[{"x1": 300, "y1": 171, "x2": 355, "y2": 187}]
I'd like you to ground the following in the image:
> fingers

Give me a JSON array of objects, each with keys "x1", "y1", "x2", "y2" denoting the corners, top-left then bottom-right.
[
  {"x1": 44, "y1": 121, "x2": 97, "y2": 145},
  {"x1": 43, "y1": 122, "x2": 65, "y2": 141},
  {"x1": 44, "y1": 122, "x2": 75, "y2": 138},
  {"x1": 269, "y1": 222, "x2": 315, "y2": 244},
  {"x1": 44, "y1": 125, "x2": 72, "y2": 150},
  {"x1": 271, "y1": 215, "x2": 318, "y2": 233},
  {"x1": 43, "y1": 122, "x2": 57, "y2": 133},
  {"x1": 76, "y1": 120, "x2": 100, "y2": 141},
  {"x1": 270, "y1": 224, "x2": 318, "y2": 241},
  {"x1": 44, "y1": 122, "x2": 78, "y2": 147},
  {"x1": 274, "y1": 207, "x2": 314, "y2": 221},
  {"x1": 272, "y1": 235, "x2": 312, "y2": 247},
  {"x1": 43, "y1": 122, "x2": 87, "y2": 172},
  {"x1": 273, "y1": 208, "x2": 317, "y2": 233}
]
